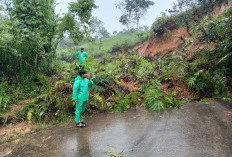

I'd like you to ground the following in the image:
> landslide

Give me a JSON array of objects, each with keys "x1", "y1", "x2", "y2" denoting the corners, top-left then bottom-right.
[{"x1": 134, "y1": 1, "x2": 232, "y2": 58}]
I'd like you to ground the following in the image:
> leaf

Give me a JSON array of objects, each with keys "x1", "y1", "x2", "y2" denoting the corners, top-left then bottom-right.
[{"x1": 217, "y1": 52, "x2": 232, "y2": 64}]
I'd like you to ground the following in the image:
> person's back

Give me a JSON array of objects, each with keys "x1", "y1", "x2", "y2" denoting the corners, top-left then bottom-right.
[{"x1": 76, "y1": 48, "x2": 88, "y2": 67}]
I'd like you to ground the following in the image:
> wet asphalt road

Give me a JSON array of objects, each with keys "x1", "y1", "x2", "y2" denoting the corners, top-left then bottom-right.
[{"x1": 0, "y1": 99, "x2": 232, "y2": 157}]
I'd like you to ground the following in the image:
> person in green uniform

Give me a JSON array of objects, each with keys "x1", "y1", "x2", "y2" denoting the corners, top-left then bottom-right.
[
  {"x1": 72, "y1": 70, "x2": 94, "y2": 127},
  {"x1": 76, "y1": 48, "x2": 88, "y2": 69}
]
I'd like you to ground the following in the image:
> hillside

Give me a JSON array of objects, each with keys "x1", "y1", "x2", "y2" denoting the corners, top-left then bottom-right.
[
  {"x1": 134, "y1": 27, "x2": 189, "y2": 56},
  {"x1": 57, "y1": 31, "x2": 150, "y2": 61},
  {"x1": 134, "y1": 1, "x2": 232, "y2": 57},
  {"x1": 1, "y1": 0, "x2": 232, "y2": 146}
]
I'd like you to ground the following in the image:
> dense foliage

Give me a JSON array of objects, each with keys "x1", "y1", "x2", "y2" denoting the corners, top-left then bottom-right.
[
  {"x1": 0, "y1": 0, "x2": 96, "y2": 119},
  {"x1": 150, "y1": 2, "x2": 232, "y2": 98},
  {"x1": 0, "y1": 0, "x2": 56, "y2": 79},
  {"x1": 188, "y1": 6, "x2": 232, "y2": 96},
  {"x1": 1, "y1": 52, "x2": 184, "y2": 125},
  {"x1": 152, "y1": 0, "x2": 229, "y2": 36},
  {"x1": 116, "y1": 0, "x2": 154, "y2": 31},
  {"x1": 0, "y1": 1, "x2": 231, "y2": 130}
]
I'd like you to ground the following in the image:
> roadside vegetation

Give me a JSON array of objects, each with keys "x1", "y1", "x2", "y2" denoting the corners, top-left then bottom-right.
[{"x1": 150, "y1": 0, "x2": 232, "y2": 100}]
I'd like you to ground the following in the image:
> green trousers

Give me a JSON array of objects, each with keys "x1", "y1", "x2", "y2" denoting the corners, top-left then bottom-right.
[{"x1": 75, "y1": 100, "x2": 88, "y2": 124}]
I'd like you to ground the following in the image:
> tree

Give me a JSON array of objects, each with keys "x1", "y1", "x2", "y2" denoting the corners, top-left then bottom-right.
[
  {"x1": 132, "y1": 0, "x2": 154, "y2": 31},
  {"x1": 98, "y1": 27, "x2": 110, "y2": 39},
  {"x1": 0, "y1": 0, "x2": 97, "y2": 79},
  {"x1": 113, "y1": 30, "x2": 118, "y2": 36},
  {"x1": 67, "y1": 0, "x2": 97, "y2": 43},
  {"x1": 89, "y1": 17, "x2": 110, "y2": 40},
  {"x1": 54, "y1": 0, "x2": 97, "y2": 72},
  {"x1": 143, "y1": 25, "x2": 149, "y2": 31},
  {"x1": 1, "y1": 0, "x2": 57, "y2": 77},
  {"x1": 116, "y1": 0, "x2": 154, "y2": 32},
  {"x1": 116, "y1": 0, "x2": 134, "y2": 31},
  {"x1": 170, "y1": 0, "x2": 228, "y2": 13}
]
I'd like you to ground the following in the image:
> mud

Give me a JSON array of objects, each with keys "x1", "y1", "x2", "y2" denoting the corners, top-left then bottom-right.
[{"x1": 0, "y1": 99, "x2": 231, "y2": 157}]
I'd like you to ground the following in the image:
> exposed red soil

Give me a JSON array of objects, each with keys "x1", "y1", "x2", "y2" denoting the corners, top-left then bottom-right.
[
  {"x1": 120, "y1": 76, "x2": 139, "y2": 91},
  {"x1": 161, "y1": 78, "x2": 194, "y2": 99},
  {"x1": 214, "y1": 1, "x2": 232, "y2": 15},
  {"x1": 134, "y1": 27, "x2": 190, "y2": 57},
  {"x1": 134, "y1": 1, "x2": 232, "y2": 57}
]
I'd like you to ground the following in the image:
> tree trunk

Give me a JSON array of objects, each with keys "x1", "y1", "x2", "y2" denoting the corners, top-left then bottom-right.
[
  {"x1": 137, "y1": 19, "x2": 139, "y2": 32},
  {"x1": 127, "y1": 24, "x2": 130, "y2": 32},
  {"x1": 50, "y1": 39, "x2": 60, "y2": 74}
]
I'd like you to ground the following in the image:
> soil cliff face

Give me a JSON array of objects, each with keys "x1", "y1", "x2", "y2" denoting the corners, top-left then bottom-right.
[{"x1": 134, "y1": 27, "x2": 189, "y2": 57}]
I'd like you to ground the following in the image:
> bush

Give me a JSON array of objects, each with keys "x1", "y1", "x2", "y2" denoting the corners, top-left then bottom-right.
[
  {"x1": 164, "y1": 91, "x2": 180, "y2": 108},
  {"x1": 184, "y1": 8, "x2": 232, "y2": 97},
  {"x1": 19, "y1": 80, "x2": 73, "y2": 124},
  {"x1": 186, "y1": 69, "x2": 227, "y2": 97},
  {"x1": 113, "y1": 92, "x2": 130, "y2": 112},
  {"x1": 144, "y1": 81, "x2": 165, "y2": 111},
  {"x1": 151, "y1": 12, "x2": 176, "y2": 36},
  {"x1": 0, "y1": 80, "x2": 12, "y2": 113},
  {"x1": 56, "y1": 48, "x2": 76, "y2": 63},
  {"x1": 144, "y1": 80, "x2": 181, "y2": 111}
]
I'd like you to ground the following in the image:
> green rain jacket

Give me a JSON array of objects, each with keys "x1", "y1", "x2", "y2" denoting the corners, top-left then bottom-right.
[
  {"x1": 76, "y1": 51, "x2": 88, "y2": 66},
  {"x1": 72, "y1": 76, "x2": 94, "y2": 101}
]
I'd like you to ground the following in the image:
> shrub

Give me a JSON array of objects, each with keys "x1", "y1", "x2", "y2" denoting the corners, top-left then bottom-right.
[
  {"x1": 164, "y1": 91, "x2": 180, "y2": 109},
  {"x1": 113, "y1": 91, "x2": 130, "y2": 112},
  {"x1": 187, "y1": 69, "x2": 227, "y2": 97},
  {"x1": 137, "y1": 58, "x2": 156, "y2": 81},
  {"x1": 151, "y1": 12, "x2": 176, "y2": 36},
  {"x1": 144, "y1": 81, "x2": 165, "y2": 111}
]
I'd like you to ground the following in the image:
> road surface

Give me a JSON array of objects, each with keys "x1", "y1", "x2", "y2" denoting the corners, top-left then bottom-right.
[{"x1": 0, "y1": 99, "x2": 232, "y2": 157}]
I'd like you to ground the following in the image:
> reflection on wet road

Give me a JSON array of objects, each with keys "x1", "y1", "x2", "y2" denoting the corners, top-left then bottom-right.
[{"x1": 1, "y1": 99, "x2": 232, "y2": 157}]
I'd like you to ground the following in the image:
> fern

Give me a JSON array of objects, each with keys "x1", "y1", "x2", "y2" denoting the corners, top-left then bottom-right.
[
  {"x1": 144, "y1": 81, "x2": 165, "y2": 111},
  {"x1": 113, "y1": 91, "x2": 130, "y2": 112},
  {"x1": 164, "y1": 91, "x2": 180, "y2": 108},
  {"x1": 187, "y1": 77, "x2": 196, "y2": 88}
]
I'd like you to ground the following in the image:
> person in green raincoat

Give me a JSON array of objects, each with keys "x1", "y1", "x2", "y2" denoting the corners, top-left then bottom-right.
[
  {"x1": 72, "y1": 70, "x2": 94, "y2": 127},
  {"x1": 76, "y1": 48, "x2": 88, "y2": 69}
]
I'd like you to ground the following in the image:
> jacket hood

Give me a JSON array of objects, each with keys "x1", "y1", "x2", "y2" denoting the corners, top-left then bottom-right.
[{"x1": 75, "y1": 76, "x2": 83, "y2": 81}]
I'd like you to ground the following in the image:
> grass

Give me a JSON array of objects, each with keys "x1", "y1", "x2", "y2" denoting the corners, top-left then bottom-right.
[{"x1": 56, "y1": 31, "x2": 150, "y2": 59}]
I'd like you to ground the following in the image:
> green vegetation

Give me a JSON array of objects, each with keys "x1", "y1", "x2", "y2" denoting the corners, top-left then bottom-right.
[
  {"x1": 82, "y1": 31, "x2": 149, "y2": 56},
  {"x1": 0, "y1": 0, "x2": 231, "y2": 138},
  {"x1": 116, "y1": 0, "x2": 154, "y2": 31},
  {"x1": 150, "y1": 1, "x2": 232, "y2": 99},
  {"x1": 56, "y1": 31, "x2": 149, "y2": 59},
  {"x1": 144, "y1": 81, "x2": 180, "y2": 111},
  {"x1": 152, "y1": 0, "x2": 229, "y2": 36},
  {"x1": 1, "y1": 51, "x2": 186, "y2": 125},
  {"x1": 0, "y1": 0, "x2": 96, "y2": 123},
  {"x1": 187, "y1": 7, "x2": 232, "y2": 96}
]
